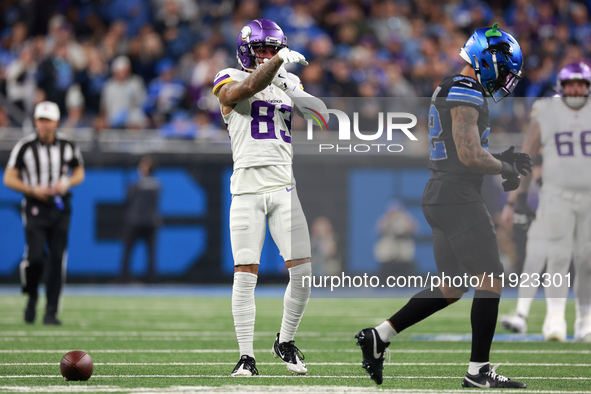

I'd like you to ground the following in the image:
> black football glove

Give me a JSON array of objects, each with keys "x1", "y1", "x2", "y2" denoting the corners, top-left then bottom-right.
[
  {"x1": 492, "y1": 145, "x2": 516, "y2": 164},
  {"x1": 493, "y1": 146, "x2": 533, "y2": 176},
  {"x1": 498, "y1": 161, "x2": 520, "y2": 192},
  {"x1": 513, "y1": 192, "x2": 535, "y2": 230},
  {"x1": 494, "y1": 146, "x2": 526, "y2": 192},
  {"x1": 502, "y1": 174, "x2": 521, "y2": 192},
  {"x1": 513, "y1": 152, "x2": 533, "y2": 176}
]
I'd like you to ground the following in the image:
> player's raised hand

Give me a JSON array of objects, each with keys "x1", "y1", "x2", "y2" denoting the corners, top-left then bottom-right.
[{"x1": 277, "y1": 48, "x2": 308, "y2": 66}]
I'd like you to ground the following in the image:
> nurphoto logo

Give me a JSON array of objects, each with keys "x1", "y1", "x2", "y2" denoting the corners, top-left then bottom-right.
[{"x1": 304, "y1": 106, "x2": 419, "y2": 153}]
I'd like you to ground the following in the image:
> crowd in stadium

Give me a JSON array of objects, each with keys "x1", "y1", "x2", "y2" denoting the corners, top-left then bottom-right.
[{"x1": 0, "y1": 0, "x2": 590, "y2": 136}]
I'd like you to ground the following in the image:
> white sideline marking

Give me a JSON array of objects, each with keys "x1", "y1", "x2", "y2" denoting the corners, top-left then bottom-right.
[
  {"x1": 3, "y1": 362, "x2": 591, "y2": 367},
  {"x1": 1, "y1": 387, "x2": 591, "y2": 394},
  {"x1": 1, "y1": 349, "x2": 590, "y2": 354},
  {"x1": 0, "y1": 331, "x2": 324, "y2": 337},
  {"x1": 1, "y1": 375, "x2": 590, "y2": 380}
]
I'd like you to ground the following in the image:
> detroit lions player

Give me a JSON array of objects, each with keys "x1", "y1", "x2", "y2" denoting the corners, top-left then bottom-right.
[
  {"x1": 355, "y1": 24, "x2": 532, "y2": 388},
  {"x1": 213, "y1": 18, "x2": 325, "y2": 376},
  {"x1": 500, "y1": 62, "x2": 591, "y2": 342}
]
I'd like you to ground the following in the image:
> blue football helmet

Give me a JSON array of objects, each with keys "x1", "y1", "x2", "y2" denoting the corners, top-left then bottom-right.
[{"x1": 460, "y1": 23, "x2": 523, "y2": 102}]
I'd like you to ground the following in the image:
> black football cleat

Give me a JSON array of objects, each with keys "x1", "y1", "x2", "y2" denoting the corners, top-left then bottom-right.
[
  {"x1": 355, "y1": 328, "x2": 389, "y2": 385},
  {"x1": 231, "y1": 355, "x2": 259, "y2": 377},
  {"x1": 462, "y1": 364, "x2": 526, "y2": 389},
  {"x1": 271, "y1": 333, "x2": 307, "y2": 375},
  {"x1": 23, "y1": 295, "x2": 37, "y2": 324},
  {"x1": 23, "y1": 307, "x2": 35, "y2": 324},
  {"x1": 43, "y1": 315, "x2": 62, "y2": 326}
]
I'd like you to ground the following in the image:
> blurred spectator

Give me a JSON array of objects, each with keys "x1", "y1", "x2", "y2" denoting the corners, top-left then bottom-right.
[
  {"x1": 106, "y1": 0, "x2": 152, "y2": 38},
  {"x1": 310, "y1": 216, "x2": 341, "y2": 276},
  {"x1": 0, "y1": 0, "x2": 590, "y2": 135},
  {"x1": 143, "y1": 58, "x2": 186, "y2": 127},
  {"x1": 129, "y1": 27, "x2": 163, "y2": 83},
  {"x1": 98, "y1": 21, "x2": 129, "y2": 62},
  {"x1": 36, "y1": 43, "x2": 75, "y2": 114},
  {"x1": 160, "y1": 110, "x2": 196, "y2": 139},
  {"x1": 194, "y1": 110, "x2": 225, "y2": 140},
  {"x1": 100, "y1": 55, "x2": 147, "y2": 129},
  {"x1": 6, "y1": 44, "x2": 37, "y2": 116},
  {"x1": 155, "y1": 0, "x2": 194, "y2": 60},
  {"x1": 78, "y1": 47, "x2": 108, "y2": 114},
  {"x1": 63, "y1": 84, "x2": 89, "y2": 130},
  {"x1": 121, "y1": 155, "x2": 161, "y2": 283},
  {"x1": 374, "y1": 199, "x2": 418, "y2": 278}
]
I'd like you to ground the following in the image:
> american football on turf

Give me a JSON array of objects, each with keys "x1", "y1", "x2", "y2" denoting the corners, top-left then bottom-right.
[{"x1": 60, "y1": 350, "x2": 93, "y2": 381}]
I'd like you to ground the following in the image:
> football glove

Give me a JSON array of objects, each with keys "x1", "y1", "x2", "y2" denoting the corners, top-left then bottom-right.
[
  {"x1": 493, "y1": 146, "x2": 533, "y2": 176},
  {"x1": 277, "y1": 48, "x2": 308, "y2": 66},
  {"x1": 513, "y1": 152, "x2": 533, "y2": 176},
  {"x1": 513, "y1": 192, "x2": 535, "y2": 230},
  {"x1": 498, "y1": 160, "x2": 520, "y2": 192},
  {"x1": 501, "y1": 173, "x2": 521, "y2": 192}
]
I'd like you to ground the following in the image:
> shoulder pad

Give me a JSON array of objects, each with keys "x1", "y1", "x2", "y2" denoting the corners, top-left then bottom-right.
[
  {"x1": 213, "y1": 68, "x2": 248, "y2": 95},
  {"x1": 446, "y1": 77, "x2": 484, "y2": 107}
]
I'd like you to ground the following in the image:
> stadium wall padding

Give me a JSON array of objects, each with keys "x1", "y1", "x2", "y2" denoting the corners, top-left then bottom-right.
[{"x1": 0, "y1": 151, "x2": 443, "y2": 283}]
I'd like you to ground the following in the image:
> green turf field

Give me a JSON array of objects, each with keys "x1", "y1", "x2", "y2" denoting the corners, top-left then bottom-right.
[{"x1": 0, "y1": 292, "x2": 589, "y2": 393}]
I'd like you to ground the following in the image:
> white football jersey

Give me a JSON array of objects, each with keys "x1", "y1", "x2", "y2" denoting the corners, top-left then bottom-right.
[
  {"x1": 213, "y1": 68, "x2": 298, "y2": 194},
  {"x1": 531, "y1": 97, "x2": 591, "y2": 191}
]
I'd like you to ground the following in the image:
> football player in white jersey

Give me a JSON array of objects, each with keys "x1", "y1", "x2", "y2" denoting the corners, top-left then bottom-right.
[
  {"x1": 213, "y1": 18, "x2": 326, "y2": 376},
  {"x1": 501, "y1": 62, "x2": 591, "y2": 342}
]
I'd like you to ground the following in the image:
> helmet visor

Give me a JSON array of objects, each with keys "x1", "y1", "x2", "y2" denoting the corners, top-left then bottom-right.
[{"x1": 487, "y1": 68, "x2": 521, "y2": 102}]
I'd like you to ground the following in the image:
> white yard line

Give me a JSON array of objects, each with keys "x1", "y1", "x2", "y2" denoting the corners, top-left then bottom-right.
[
  {"x1": 1, "y1": 386, "x2": 591, "y2": 394},
  {"x1": 1, "y1": 349, "x2": 590, "y2": 354},
  {"x1": 0, "y1": 375, "x2": 590, "y2": 380},
  {"x1": 2, "y1": 362, "x2": 591, "y2": 367}
]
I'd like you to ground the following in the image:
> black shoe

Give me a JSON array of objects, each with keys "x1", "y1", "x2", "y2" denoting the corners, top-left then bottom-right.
[
  {"x1": 462, "y1": 364, "x2": 526, "y2": 388},
  {"x1": 43, "y1": 315, "x2": 62, "y2": 326},
  {"x1": 231, "y1": 355, "x2": 258, "y2": 377},
  {"x1": 23, "y1": 296, "x2": 37, "y2": 324},
  {"x1": 24, "y1": 307, "x2": 36, "y2": 324},
  {"x1": 271, "y1": 333, "x2": 307, "y2": 375},
  {"x1": 355, "y1": 328, "x2": 390, "y2": 385}
]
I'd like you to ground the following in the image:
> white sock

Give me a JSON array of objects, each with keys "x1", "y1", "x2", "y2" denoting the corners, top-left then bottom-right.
[
  {"x1": 232, "y1": 271, "x2": 258, "y2": 358},
  {"x1": 515, "y1": 297, "x2": 534, "y2": 318},
  {"x1": 279, "y1": 263, "x2": 311, "y2": 343},
  {"x1": 375, "y1": 320, "x2": 397, "y2": 343},
  {"x1": 546, "y1": 297, "x2": 567, "y2": 316},
  {"x1": 468, "y1": 361, "x2": 489, "y2": 375}
]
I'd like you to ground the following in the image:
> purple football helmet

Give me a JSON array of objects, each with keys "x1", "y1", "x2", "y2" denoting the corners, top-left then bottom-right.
[
  {"x1": 557, "y1": 62, "x2": 591, "y2": 94},
  {"x1": 237, "y1": 19, "x2": 288, "y2": 70}
]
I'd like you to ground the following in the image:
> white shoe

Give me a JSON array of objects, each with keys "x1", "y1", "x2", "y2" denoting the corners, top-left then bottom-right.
[
  {"x1": 272, "y1": 333, "x2": 307, "y2": 375},
  {"x1": 543, "y1": 312, "x2": 567, "y2": 342},
  {"x1": 500, "y1": 313, "x2": 527, "y2": 333},
  {"x1": 574, "y1": 317, "x2": 591, "y2": 342},
  {"x1": 230, "y1": 355, "x2": 258, "y2": 377}
]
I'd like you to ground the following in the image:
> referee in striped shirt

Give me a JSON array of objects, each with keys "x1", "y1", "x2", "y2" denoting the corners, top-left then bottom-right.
[{"x1": 3, "y1": 101, "x2": 85, "y2": 325}]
